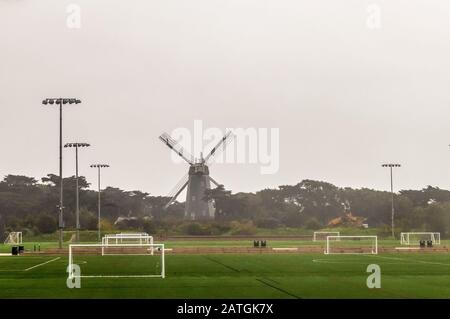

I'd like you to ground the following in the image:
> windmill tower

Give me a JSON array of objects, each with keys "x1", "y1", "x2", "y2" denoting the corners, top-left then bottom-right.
[{"x1": 159, "y1": 131, "x2": 233, "y2": 220}]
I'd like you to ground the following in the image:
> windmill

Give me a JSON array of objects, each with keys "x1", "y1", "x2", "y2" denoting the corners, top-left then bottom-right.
[{"x1": 159, "y1": 131, "x2": 233, "y2": 220}]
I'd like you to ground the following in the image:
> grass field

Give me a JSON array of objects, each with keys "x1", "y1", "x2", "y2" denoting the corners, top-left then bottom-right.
[{"x1": 1, "y1": 239, "x2": 450, "y2": 298}]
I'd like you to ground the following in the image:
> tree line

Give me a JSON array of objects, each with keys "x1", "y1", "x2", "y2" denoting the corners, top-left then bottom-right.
[{"x1": 1, "y1": 175, "x2": 450, "y2": 238}]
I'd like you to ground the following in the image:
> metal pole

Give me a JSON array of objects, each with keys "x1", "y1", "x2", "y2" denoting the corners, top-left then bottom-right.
[
  {"x1": 98, "y1": 166, "x2": 101, "y2": 242},
  {"x1": 58, "y1": 101, "x2": 64, "y2": 249},
  {"x1": 390, "y1": 166, "x2": 395, "y2": 238},
  {"x1": 75, "y1": 145, "x2": 80, "y2": 243},
  {"x1": 162, "y1": 244, "x2": 165, "y2": 278}
]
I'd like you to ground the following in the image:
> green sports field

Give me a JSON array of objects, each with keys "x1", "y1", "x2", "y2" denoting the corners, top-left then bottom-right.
[{"x1": 1, "y1": 241, "x2": 450, "y2": 298}]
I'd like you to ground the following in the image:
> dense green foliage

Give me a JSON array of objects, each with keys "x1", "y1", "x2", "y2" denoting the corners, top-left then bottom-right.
[{"x1": 1, "y1": 175, "x2": 450, "y2": 239}]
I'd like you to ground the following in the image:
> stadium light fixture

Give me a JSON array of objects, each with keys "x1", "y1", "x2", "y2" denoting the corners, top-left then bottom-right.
[
  {"x1": 64, "y1": 143, "x2": 91, "y2": 242},
  {"x1": 382, "y1": 163, "x2": 401, "y2": 239},
  {"x1": 42, "y1": 98, "x2": 82, "y2": 249},
  {"x1": 90, "y1": 164, "x2": 110, "y2": 242}
]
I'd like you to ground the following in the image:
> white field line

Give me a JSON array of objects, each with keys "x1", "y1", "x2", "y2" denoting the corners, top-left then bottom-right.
[
  {"x1": 313, "y1": 254, "x2": 450, "y2": 267},
  {"x1": 24, "y1": 257, "x2": 60, "y2": 271},
  {"x1": 366, "y1": 255, "x2": 450, "y2": 267},
  {"x1": 76, "y1": 275, "x2": 163, "y2": 278},
  {"x1": 312, "y1": 259, "x2": 406, "y2": 265}
]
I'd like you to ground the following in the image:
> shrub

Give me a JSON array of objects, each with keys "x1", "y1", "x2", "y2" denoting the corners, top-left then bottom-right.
[
  {"x1": 255, "y1": 217, "x2": 281, "y2": 229},
  {"x1": 305, "y1": 218, "x2": 322, "y2": 230},
  {"x1": 36, "y1": 214, "x2": 57, "y2": 234},
  {"x1": 142, "y1": 220, "x2": 157, "y2": 234},
  {"x1": 207, "y1": 222, "x2": 231, "y2": 235},
  {"x1": 230, "y1": 220, "x2": 257, "y2": 235},
  {"x1": 80, "y1": 212, "x2": 98, "y2": 230},
  {"x1": 183, "y1": 222, "x2": 210, "y2": 235},
  {"x1": 100, "y1": 219, "x2": 113, "y2": 231}
]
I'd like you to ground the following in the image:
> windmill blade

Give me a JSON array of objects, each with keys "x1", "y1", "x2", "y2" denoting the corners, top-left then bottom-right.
[
  {"x1": 159, "y1": 132, "x2": 194, "y2": 165},
  {"x1": 164, "y1": 181, "x2": 189, "y2": 209},
  {"x1": 164, "y1": 173, "x2": 189, "y2": 209},
  {"x1": 209, "y1": 176, "x2": 221, "y2": 187},
  {"x1": 204, "y1": 130, "x2": 234, "y2": 164}
]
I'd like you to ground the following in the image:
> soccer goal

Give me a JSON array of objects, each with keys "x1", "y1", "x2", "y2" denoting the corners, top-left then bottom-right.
[
  {"x1": 4, "y1": 232, "x2": 22, "y2": 245},
  {"x1": 400, "y1": 232, "x2": 441, "y2": 245},
  {"x1": 313, "y1": 231, "x2": 340, "y2": 241},
  {"x1": 68, "y1": 243, "x2": 165, "y2": 280},
  {"x1": 102, "y1": 233, "x2": 154, "y2": 255},
  {"x1": 102, "y1": 233, "x2": 153, "y2": 245},
  {"x1": 325, "y1": 236, "x2": 378, "y2": 255}
]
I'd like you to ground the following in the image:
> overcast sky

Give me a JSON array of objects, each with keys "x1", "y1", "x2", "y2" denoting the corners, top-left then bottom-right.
[{"x1": 1, "y1": 0, "x2": 450, "y2": 197}]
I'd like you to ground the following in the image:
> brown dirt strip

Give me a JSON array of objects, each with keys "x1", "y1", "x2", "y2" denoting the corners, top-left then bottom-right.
[
  {"x1": 23, "y1": 246, "x2": 450, "y2": 256},
  {"x1": 159, "y1": 235, "x2": 313, "y2": 241}
]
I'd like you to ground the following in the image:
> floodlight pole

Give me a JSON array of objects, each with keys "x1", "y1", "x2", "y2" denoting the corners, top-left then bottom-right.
[
  {"x1": 65, "y1": 143, "x2": 90, "y2": 242},
  {"x1": 76, "y1": 146, "x2": 79, "y2": 241},
  {"x1": 382, "y1": 163, "x2": 401, "y2": 239},
  {"x1": 58, "y1": 101, "x2": 63, "y2": 248},
  {"x1": 42, "y1": 98, "x2": 81, "y2": 249},
  {"x1": 97, "y1": 166, "x2": 101, "y2": 242},
  {"x1": 91, "y1": 164, "x2": 110, "y2": 242},
  {"x1": 390, "y1": 166, "x2": 394, "y2": 237}
]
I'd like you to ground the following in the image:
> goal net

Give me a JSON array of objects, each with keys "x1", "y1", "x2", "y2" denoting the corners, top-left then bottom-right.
[
  {"x1": 4, "y1": 232, "x2": 22, "y2": 245},
  {"x1": 102, "y1": 233, "x2": 154, "y2": 253},
  {"x1": 400, "y1": 232, "x2": 441, "y2": 245},
  {"x1": 102, "y1": 233, "x2": 153, "y2": 245},
  {"x1": 325, "y1": 236, "x2": 378, "y2": 254},
  {"x1": 68, "y1": 244, "x2": 165, "y2": 279},
  {"x1": 313, "y1": 231, "x2": 340, "y2": 241}
]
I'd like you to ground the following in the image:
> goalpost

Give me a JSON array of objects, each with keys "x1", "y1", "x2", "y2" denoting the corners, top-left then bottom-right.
[
  {"x1": 325, "y1": 236, "x2": 378, "y2": 255},
  {"x1": 68, "y1": 243, "x2": 165, "y2": 279},
  {"x1": 4, "y1": 232, "x2": 23, "y2": 245},
  {"x1": 400, "y1": 232, "x2": 441, "y2": 245},
  {"x1": 313, "y1": 231, "x2": 340, "y2": 241}
]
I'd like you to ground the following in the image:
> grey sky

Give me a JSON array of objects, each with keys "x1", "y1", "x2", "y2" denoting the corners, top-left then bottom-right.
[{"x1": 1, "y1": 0, "x2": 450, "y2": 197}]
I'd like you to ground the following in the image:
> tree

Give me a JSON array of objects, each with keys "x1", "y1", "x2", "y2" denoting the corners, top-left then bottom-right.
[
  {"x1": 0, "y1": 214, "x2": 5, "y2": 240},
  {"x1": 1, "y1": 173, "x2": 450, "y2": 236},
  {"x1": 305, "y1": 217, "x2": 322, "y2": 230},
  {"x1": 36, "y1": 214, "x2": 57, "y2": 234},
  {"x1": 204, "y1": 186, "x2": 251, "y2": 220},
  {"x1": 2, "y1": 175, "x2": 37, "y2": 188}
]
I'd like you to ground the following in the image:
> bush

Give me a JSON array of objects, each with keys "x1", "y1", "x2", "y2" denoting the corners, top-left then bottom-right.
[
  {"x1": 100, "y1": 219, "x2": 114, "y2": 231},
  {"x1": 230, "y1": 220, "x2": 257, "y2": 235},
  {"x1": 207, "y1": 222, "x2": 231, "y2": 235},
  {"x1": 142, "y1": 220, "x2": 157, "y2": 234},
  {"x1": 36, "y1": 214, "x2": 57, "y2": 234},
  {"x1": 305, "y1": 218, "x2": 322, "y2": 230},
  {"x1": 255, "y1": 217, "x2": 281, "y2": 229},
  {"x1": 80, "y1": 213, "x2": 98, "y2": 230},
  {"x1": 182, "y1": 222, "x2": 210, "y2": 235},
  {"x1": 20, "y1": 227, "x2": 36, "y2": 237}
]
